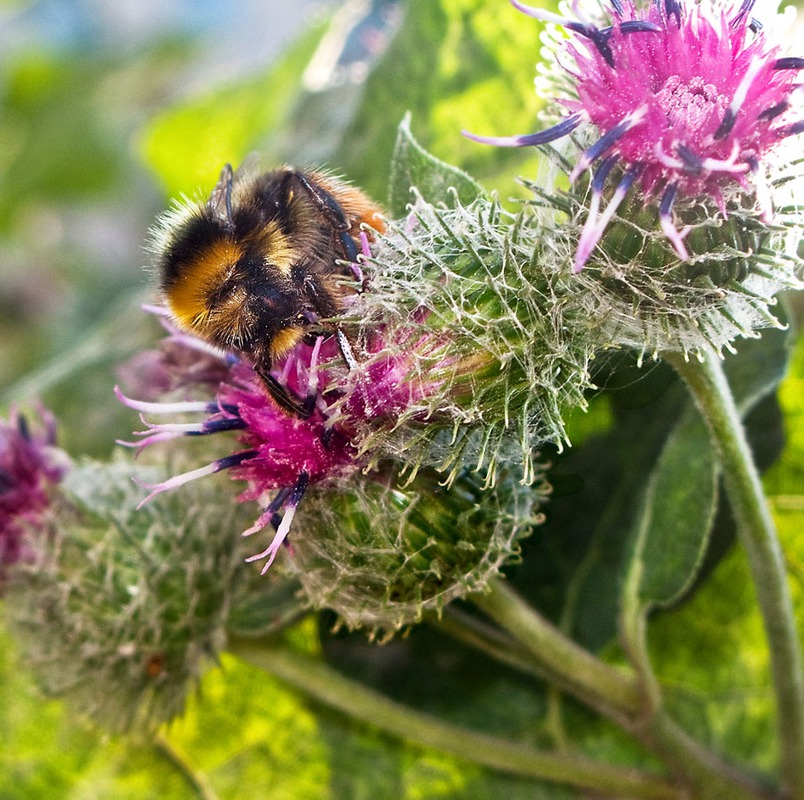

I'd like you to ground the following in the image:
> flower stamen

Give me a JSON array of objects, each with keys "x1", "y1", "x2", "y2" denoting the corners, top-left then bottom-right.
[
  {"x1": 114, "y1": 386, "x2": 219, "y2": 415},
  {"x1": 570, "y1": 106, "x2": 647, "y2": 182},
  {"x1": 658, "y1": 182, "x2": 690, "y2": 259},
  {"x1": 575, "y1": 161, "x2": 642, "y2": 271},
  {"x1": 773, "y1": 57, "x2": 804, "y2": 71},
  {"x1": 714, "y1": 57, "x2": 764, "y2": 140},
  {"x1": 135, "y1": 450, "x2": 258, "y2": 509},
  {"x1": 462, "y1": 113, "x2": 583, "y2": 148},
  {"x1": 244, "y1": 470, "x2": 309, "y2": 574}
]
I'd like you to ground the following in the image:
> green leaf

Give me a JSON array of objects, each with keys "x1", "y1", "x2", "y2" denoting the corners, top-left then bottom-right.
[
  {"x1": 334, "y1": 0, "x2": 546, "y2": 202},
  {"x1": 649, "y1": 545, "x2": 777, "y2": 768},
  {"x1": 627, "y1": 409, "x2": 718, "y2": 610},
  {"x1": 723, "y1": 322, "x2": 792, "y2": 416},
  {"x1": 520, "y1": 325, "x2": 794, "y2": 657},
  {"x1": 511, "y1": 357, "x2": 688, "y2": 652},
  {"x1": 637, "y1": 324, "x2": 793, "y2": 609},
  {"x1": 387, "y1": 113, "x2": 484, "y2": 216},
  {"x1": 620, "y1": 324, "x2": 793, "y2": 664}
]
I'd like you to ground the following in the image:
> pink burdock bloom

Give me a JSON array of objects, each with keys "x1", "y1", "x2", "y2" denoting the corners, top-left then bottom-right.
[
  {"x1": 0, "y1": 407, "x2": 66, "y2": 585},
  {"x1": 117, "y1": 309, "x2": 438, "y2": 574},
  {"x1": 465, "y1": 0, "x2": 803, "y2": 271}
]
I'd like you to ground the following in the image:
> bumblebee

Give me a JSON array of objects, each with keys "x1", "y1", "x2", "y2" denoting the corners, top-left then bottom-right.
[{"x1": 154, "y1": 165, "x2": 385, "y2": 416}]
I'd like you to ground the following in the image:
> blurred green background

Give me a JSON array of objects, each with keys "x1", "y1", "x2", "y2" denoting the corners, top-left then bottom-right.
[{"x1": 1, "y1": 0, "x2": 803, "y2": 797}]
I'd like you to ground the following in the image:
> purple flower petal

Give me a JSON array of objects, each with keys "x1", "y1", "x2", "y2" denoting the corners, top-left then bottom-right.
[
  {"x1": 1, "y1": 407, "x2": 66, "y2": 583},
  {"x1": 575, "y1": 163, "x2": 641, "y2": 271},
  {"x1": 462, "y1": 114, "x2": 583, "y2": 149},
  {"x1": 471, "y1": 0, "x2": 804, "y2": 268},
  {"x1": 658, "y1": 183, "x2": 690, "y2": 260}
]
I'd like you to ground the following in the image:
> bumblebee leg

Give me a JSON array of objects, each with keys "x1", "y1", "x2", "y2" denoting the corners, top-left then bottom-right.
[
  {"x1": 294, "y1": 173, "x2": 349, "y2": 230},
  {"x1": 335, "y1": 327, "x2": 358, "y2": 371},
  {"x1": 338, "y1": 229, "x2": 358, "y2": 262},
  {"x1": 256, "y1": 364, "x2": 312, "y2": 419},
  {"x1": 300, "y1": 279, "x2": 359, "y2": 373},
  {"x1": 293, "y1": 173, "x2": 359, "y2": 262}
]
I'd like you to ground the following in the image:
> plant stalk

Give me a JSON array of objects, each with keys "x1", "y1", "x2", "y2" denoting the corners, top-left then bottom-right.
[
  {"x1": 154, "y1": 733, "x2": 221, "y2": 800},
  {"x1": 667, "y1": 348, "x2": 804, "y2": 798},
  {"x1": 474, "y1": 579, "x2": 643, "y2": 719},
  {"x1": 228, "y1": 637, "x2": 682, "y2": 800},
  {"x1": 474, "y1": 579, "x2": 773, "y2": 800}
]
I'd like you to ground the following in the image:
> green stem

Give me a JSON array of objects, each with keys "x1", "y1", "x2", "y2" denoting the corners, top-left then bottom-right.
[
  {"x1": 640, "y1": 715, "x2": 774, "y2": 800},
  {"x1": 474, "y1": 580, "x2": 773, "y2": 800},
  {"x1": 228, "y1": 637, "x2": 682, "y2": 800},
  {"x1": 436, "y1": 607, "x2": 546, "y2": 679},
  {"x1": 474, "y1": 579, "x2": 643, "y2": 719},
  {"x1": 154, "y1": 733, "x2": 221, "y2": 800},
  {"x1": 667, "y1": 349, "x2": 804, "y2": 797}
]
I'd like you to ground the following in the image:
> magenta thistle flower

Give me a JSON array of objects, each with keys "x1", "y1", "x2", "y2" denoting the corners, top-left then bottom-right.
[
  {"x1": 0, "y1": 407, "x2": 66, "y2": 584},
  {"x1": 465, "y1": 0, "x2": 803, "y2": 271},
  {"x1": 118, "y1": 334, "x2": 359, "y2": 573},
  {"x1": 117, "y1": 301, "x2": 440, "y2": 574}
]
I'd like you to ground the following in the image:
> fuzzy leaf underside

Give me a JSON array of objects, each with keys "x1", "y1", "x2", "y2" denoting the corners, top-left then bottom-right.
[
  {"x1": 388, "y1": 113, "x2": 484, "y2": 217},
  {"x1": 625, "y1": 323, "x2": 792, "y2": 613}
]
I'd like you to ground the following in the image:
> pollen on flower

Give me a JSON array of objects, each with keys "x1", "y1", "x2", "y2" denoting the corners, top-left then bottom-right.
[{"x1": 465, "y1": 0, "x2": 804, "y2": 270}]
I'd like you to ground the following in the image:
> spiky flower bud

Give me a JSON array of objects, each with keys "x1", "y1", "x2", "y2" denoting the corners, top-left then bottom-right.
[
  {"x1": 288, "y1": 464, "x2": 547, "y2": 637},
  {"x1": 8, "y1": 457, "x2": 251, "y2": 732},
  {"x1": 340, "y1": 189, "x2": 596, "y2": 484}
]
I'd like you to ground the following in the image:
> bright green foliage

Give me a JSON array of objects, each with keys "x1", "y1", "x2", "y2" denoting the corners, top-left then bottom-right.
[{"x1": 334, "y1": 0, "x2": 545, "y2": 200}]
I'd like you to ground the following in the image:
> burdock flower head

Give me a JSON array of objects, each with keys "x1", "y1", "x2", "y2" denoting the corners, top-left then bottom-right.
[
  {"x1": 467, "y1": 0, "x2": 803, "y2": 270},
  {"x1": 8, "y1": 455, "x2": 251, "y2": 732},
  {"x1": 118, "y1": 284, "x2": 492, "y2": 573},
  {"x1": 0, "y1": 406, "x2": 66, "y2": 586},
  {"x1": 118, "y1": 323, "x2": 364, "y2": 574},
  {"x1": 466, "y1": 0, "x2": 804, "y2": 357},
  {"x1": 117, "y1": 314, "x2": 548, "y2": 635}
]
